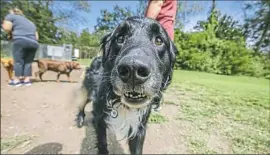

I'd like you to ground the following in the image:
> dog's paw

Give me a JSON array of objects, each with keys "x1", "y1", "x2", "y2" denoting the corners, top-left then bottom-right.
[{"x1": 76, "y1": 111, "x2": 85, "y2": 128}]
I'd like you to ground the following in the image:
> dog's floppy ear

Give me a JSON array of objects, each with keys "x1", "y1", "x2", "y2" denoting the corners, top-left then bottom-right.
[
  {"x1": 161, "y1": 40, "x2": 178, "y2": 90},
  {"x1": 100, "y1": 32, "x2": 113, "y2": 67}
]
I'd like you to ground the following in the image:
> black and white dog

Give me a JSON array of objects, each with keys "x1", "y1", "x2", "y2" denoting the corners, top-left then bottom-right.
[{"x1": 76, "y1": 16, "x2": 178, "y2": 154}]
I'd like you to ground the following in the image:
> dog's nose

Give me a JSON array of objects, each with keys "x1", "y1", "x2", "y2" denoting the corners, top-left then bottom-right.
[{"x1": 117, "y1": 60, "x2": 151, "y2": 84}]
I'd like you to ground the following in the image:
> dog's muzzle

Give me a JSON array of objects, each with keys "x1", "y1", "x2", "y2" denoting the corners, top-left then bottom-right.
[
  {"x1": 115, "y1": 54, "x2": 152, "y2": 107},
  {"x1": 117, "y1": 56, "x2": 151, "y2": 85}
]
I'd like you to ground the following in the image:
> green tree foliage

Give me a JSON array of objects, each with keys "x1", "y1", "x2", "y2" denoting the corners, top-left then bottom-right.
[
  {"x1": 57, "y1": 28, "x2": 78, "y2": 46},
  {"x1": 195, "y1": 11, "x2": 245, "y2": 42},
  {"x1": 0, "y1": 0, "x2": 91, "y2": 44},
  {"x1": 1, "y1": 0, "x2": 57, "y2": 43},
  {"x1": 174, "y1": 4, "x2": 268, "y2": 77},
  {"x1": 78, "y1": 28, "x2": 102, "y2": 47},
  {"x1": 243, "y1": 0, "x2": 270, "y2": 52}
]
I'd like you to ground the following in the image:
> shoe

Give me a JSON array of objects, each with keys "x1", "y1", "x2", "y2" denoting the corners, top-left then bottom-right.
[
  {"x1": 22, "y1": 81, "x2": 32, "y2": 86},
  {"x1": 8, "y1": 81, "x2": 23, "y2": 87},
  {"x1": 8, "y1": 80, "x2": 14, "y2": 85}
]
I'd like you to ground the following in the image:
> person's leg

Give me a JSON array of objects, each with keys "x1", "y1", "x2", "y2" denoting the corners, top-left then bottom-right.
[
  {"x1": 23, "y1": 48, "x2": 37, "y2": 85},
  {"x1": 11, "y1": 43, "x2": 24, "y2": 86}
]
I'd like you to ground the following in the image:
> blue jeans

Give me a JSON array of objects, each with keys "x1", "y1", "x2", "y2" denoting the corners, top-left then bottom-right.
[{"x1": 12, "y1": 38, "x2": 39, "y2": 77}]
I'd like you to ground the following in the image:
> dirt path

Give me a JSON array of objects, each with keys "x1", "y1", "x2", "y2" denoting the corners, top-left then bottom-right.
[{"x1": 1, "y1": 64, "x2": 189, "y2": 154}]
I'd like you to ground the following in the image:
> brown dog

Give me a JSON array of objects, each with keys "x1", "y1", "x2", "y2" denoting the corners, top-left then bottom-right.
[
  {"x1": 1, "y1": 58, "x2": 14, "y2": 82},
  {"x1": 34, "y1": 59, "x2": 82, "y2": 82}
]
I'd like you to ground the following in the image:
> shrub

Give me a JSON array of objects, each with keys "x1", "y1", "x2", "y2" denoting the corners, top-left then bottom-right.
[{"x1": 174, "y1": 29, "x2": 266, "y2": 78}]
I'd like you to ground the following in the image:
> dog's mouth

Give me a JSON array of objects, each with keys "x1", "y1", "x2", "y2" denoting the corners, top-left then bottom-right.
[
  {"x1": 124, "y1": 91, "x2": 148, "y2": 101},
  {"x1": 119, "y1": 90, "x2": 151, "y2": 108}
]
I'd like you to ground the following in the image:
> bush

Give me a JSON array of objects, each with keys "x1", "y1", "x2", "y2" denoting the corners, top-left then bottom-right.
[{"x1": 174, "y1": 29, "x2": 266, "y2": 78}]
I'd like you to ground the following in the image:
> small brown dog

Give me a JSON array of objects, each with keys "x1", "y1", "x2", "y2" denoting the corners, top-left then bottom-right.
[
  {"x1": 1, "y1": 58, "x2": 14, "y2": 82},
  {"x1": 34, "y1": 59, "x2": 82, "y2": 82}
]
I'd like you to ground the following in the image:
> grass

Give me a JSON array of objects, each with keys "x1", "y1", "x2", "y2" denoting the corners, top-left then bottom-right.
[
  {"x1": 149, "y1": 113, "x2": 168, "y2": 124},
  {"x1": 166, "y1": 70, "x2": 269, "y2": 154},
  {"x1": 1, "y1": 134, "x2": 34, "y2": 153},
  {"x1": 77, "y1": 58, "x2": 92, "y2": 66}
]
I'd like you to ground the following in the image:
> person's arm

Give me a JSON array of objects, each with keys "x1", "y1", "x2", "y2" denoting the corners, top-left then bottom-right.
[
  {"x1": 145, "y1": 0, "x2": 164, "y2": 19},
  {"x1": 35, "y1": 31, "x2": 39, "y2": 41}
]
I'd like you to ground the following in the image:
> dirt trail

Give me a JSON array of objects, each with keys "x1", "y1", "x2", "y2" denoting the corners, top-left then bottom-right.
[{"x1": 1, "y1": 64, "x2": 189, "y2": 154}]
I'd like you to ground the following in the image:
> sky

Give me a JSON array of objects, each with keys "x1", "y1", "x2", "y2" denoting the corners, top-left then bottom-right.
[{"x1": 57, "y1": 1, "x2": 247, "y2": 34}]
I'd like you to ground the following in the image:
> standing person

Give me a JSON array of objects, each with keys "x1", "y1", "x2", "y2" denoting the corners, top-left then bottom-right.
[
  {"x1": 145, "y1": 0, "x2": 177, "y2": 41},
  {"x1": 2, "y1": 7, "x2": 39, "y2": 87}
]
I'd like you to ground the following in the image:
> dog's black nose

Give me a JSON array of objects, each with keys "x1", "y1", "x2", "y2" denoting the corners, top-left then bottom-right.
[
  {"x1": 117, "y1": 59, "x2": 151, "y2": 84},
  {"x1": 118, "y1": 65, "x2": 131, "y2": 83}
]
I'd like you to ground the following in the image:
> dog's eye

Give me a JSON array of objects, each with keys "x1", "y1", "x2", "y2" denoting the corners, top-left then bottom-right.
[
  {"x1": 116, "y1": 35, "x2": 125, "y2": 44},
  {"x1": 154, "y1": 36, "x2": 163, "y2": 46}
]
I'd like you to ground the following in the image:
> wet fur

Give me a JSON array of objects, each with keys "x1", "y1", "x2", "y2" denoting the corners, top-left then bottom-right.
[
  {"x1": 76, "y1": 56, "x2": 103, "y2": 127},
  {"x1": 76, "y1": 16, "x2": 178, "y2": 154}
]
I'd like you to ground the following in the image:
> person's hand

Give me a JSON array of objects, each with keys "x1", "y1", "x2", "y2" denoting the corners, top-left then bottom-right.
[
  {"x1": 145, "y1": 0, "x2": 164, "y2": 19},
  {"x1": 2, "y1": 20, "x2": 12, "y2": 33}
]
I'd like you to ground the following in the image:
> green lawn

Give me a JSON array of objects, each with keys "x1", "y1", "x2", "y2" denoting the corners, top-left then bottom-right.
[
  {"x1": 163, "y1": 70, "x2": 269, "y2": 153},
  {"x1": 77, "y1": 58, "x2": 92, "y2": 66}
]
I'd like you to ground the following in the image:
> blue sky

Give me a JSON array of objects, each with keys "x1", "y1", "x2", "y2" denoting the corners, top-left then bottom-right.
[
  {"x1": 76, "y1": 1, "x2": 140, "y2": 33},
  {"x1": 58, "y1": 1, "x2": 247, "y2": 34}
]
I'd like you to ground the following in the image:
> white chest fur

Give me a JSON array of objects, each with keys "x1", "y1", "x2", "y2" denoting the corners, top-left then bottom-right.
[{"x1": 104, "y1": 103, "x2": 148, "y2": 141}]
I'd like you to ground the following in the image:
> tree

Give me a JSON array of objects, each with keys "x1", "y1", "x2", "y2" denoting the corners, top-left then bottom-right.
[
  {"x1": 194, "y1": 1, "x2": 245, "y2": 43},
  {"x1": 1, "y1": 0, "x2": 58, "y2": 44},
  {"x1": 175, "y1": 1, "x2": 204, "y2": 29},
  {"x1": 79, "y1": 29, "x2": 94, "y2": 47},
  {"x1": 49, "y1": 1, "x2": 91, "y2": 30},
  {"x1": 77, "y1": 29, "x2": 101, "y2": 58},
  {"x1": 57, "y1": 28, "x2": 79, "y2": 46},
  {"x1": 195, "y1": 12, "x2": 245, "y2": 42},
  {"x1": 0, "y1": 0, "x2": 91, "y2": 44},
  {"x1": 135, "y1": 0, "x2": 148, "y2": 17},
  {"x1": 243, "y1": 0, "x2": 270, "y2": 52},
  {"x1": 95, "y1": 5, "x2": 133, "y2": 31},
  {"x1": 173, "y1": 0, "x2": 267, "y2": 77}
]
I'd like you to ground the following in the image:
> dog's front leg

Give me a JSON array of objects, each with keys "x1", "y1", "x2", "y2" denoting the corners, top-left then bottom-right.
[
  {"x1": 8, "y1": 67, "x2": 13, "y2": 81},
  {"x1": 128, "y1": 126, "x2": 146, "y2": 155},
  {"x1": 56, "y1": 72, "x2": 61, "y2": 83},
  {"x1": 94, "y1": 118, "x2": 109, "y2": 154}
]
